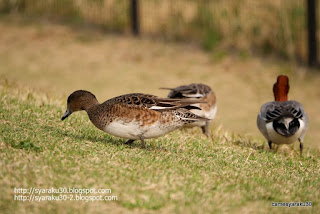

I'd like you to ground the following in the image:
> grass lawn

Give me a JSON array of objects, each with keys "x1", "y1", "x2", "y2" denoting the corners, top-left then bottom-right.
[
  {"x1": 1, "y1": 81, "x2": 319, "y2": 214},
  {"x1": 1, "y1": 20, "x2": 320, "y2": 213}
]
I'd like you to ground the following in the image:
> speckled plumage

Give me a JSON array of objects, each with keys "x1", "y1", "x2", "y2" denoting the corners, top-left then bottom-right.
[
  {"x1": 161, "y1": 83, "x2": 217, "y2": 136},
  {"x1": 62, "y1": 91, "x2": 208, "y2": 148}
]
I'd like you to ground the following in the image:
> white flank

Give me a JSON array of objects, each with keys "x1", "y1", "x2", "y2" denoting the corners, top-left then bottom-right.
[
  {"x1": 190, "y1": 105, "x2": 217, "y2": 120},
  {"x1": 104, "y1": 120, "x2": 180, "y2": 139},
  {"x1": 184, "y1": 105, "x2": 217, "y2": 128}
]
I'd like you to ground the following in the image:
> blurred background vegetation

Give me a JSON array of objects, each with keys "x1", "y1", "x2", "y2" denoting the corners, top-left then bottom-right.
[{"x1": 0, "y1": 0, "x2": 312, "y2": 63}]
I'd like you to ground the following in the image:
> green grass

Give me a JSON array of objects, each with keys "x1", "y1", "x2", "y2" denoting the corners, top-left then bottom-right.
[{"x1": 1, "y1": 83, "x2": 319, "y2": 213}]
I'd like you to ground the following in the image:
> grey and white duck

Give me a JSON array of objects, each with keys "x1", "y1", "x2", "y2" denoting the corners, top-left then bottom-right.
[{"x1": 257, "y1": 75, "x2": 308, "y2": 155}]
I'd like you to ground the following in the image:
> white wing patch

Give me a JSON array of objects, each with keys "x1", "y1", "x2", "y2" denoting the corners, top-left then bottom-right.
[
  {"x1": 182, "y1": 93, "x2": 204, "y2": 98},
  {"x1": 150, "y1": 106, "x2": 172, "y2": 110}
]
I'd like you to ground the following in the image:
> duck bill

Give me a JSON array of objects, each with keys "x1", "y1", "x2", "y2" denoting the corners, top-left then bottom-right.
[{"x1": 61, "y1": 109, "x2": 71, "y2": 121}]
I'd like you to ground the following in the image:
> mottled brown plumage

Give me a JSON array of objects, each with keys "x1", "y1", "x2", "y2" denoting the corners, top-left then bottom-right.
[
  {"x1": 161, "y1": 83, "x2": 217, "y2": 136},
  {"x1": 62, "y1": 90, "x2": 208, "y2": 148}
]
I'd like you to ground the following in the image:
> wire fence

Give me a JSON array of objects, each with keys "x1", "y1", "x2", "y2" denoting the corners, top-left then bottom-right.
[{"x1": 0, "y1": 0, "x2": 317, "y2": 65}]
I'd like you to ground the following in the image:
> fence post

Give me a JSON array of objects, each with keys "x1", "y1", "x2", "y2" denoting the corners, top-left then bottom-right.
[
  {"x1": 130, "y1": 0, "x2": 139, "y2": 35},
  {"x1": 307, "y1": 0, "x2": 318, "y2": 66}
]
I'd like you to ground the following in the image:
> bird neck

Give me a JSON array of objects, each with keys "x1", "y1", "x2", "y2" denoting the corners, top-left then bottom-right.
[
  {"x1": 273, "y1": 76, "x2": 289, "y2": 102},
  {"x1": 82, "y1": 97, "x2": 100, "y2": 112}
]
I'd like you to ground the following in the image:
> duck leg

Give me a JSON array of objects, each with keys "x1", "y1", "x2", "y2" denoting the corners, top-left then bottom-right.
[
  {"x1": 139, "y1": 136, "x2": 146, "y2": 149},
  {"x1": 299, "y1": 138, "x2": 304, "y2": 157},
  {"x1": 268, "y1": 141, "x2": 272, "y2": 150},
  {"x1": 125, "y1": 139, "x2": 135, "y2": 145},
  {"x1": 201, "y1": 121, "x2": 211, "y2": 137}
]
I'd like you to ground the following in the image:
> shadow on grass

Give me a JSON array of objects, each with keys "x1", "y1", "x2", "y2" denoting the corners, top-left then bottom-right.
[
  {"x1": 43, "y1": 124, "x2": 169, "y2": 151},
  {"x1": 230, "y1": 134, "x2": 266, "y2": 151},
  {"x1": 62, "y1": 130, "x2": 171, "y2": 152},
  {"x1": 228, "y1": 133, "x2": 318, "y2": 158}
]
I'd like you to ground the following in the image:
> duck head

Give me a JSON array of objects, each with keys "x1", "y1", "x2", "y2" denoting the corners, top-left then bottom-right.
[{"x1": 61, "y1": 90, "x2": 99, "y2": 121}]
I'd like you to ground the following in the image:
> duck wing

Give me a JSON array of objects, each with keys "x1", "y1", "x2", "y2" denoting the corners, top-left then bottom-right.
[
  {"x1": 107, "y1": 93, "x2": 205, "y2": 111},
  {"x1": 161, "y1": 83, "x2": 212, "y2": 98},
  {"x1": 259, "y1": 100, "x2": 306, "y2": 122}
]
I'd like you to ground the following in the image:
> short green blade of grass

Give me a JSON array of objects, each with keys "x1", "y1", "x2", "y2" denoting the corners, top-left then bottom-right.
[{"x1": 0, "y1": 85, "x2": 319, "y2": 214}]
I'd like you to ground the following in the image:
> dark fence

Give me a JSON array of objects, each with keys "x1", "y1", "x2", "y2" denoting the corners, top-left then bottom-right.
[
  {"x1": 307, "y1": 0, "x2": 318, "y2": 66},
  {"x1": 0, "y1": 0, "x2": 318, "y2": 66}
]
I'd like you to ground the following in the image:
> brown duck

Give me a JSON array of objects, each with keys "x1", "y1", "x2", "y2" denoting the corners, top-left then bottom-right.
[{"x1": 62, "y1": 90, "x2": 208, "y2": 148}]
